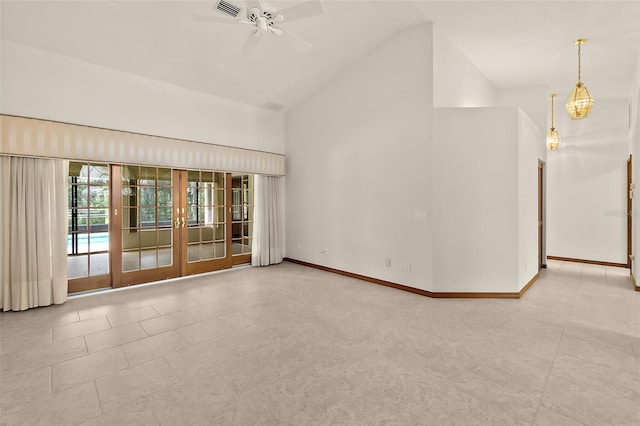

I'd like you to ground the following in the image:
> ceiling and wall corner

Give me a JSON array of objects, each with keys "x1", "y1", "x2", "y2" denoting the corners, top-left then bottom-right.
[
  {"x1": 497, "y1": 86, "x2": 549, "y2": 146},
  {"x1": 432, "y1": 23, "x2": 498, "y2": 108},
  {"x1": 0, "y1": 39, "x2": 286, "y2": 155},
  {"x1": 418, "y1": 1, "x2": 640, "y2": 101},
  {"x1": 1, "y1": 1, "x2": 638, "y2": 113}
]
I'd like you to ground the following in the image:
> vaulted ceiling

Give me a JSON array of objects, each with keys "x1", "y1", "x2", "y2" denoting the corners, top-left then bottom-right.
[{"x1": 2, "y1": 1, "x2": 639, "y2": 112}]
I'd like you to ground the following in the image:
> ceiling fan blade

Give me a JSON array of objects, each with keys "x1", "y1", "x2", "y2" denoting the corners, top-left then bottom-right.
[
  {"x1": 244, "y1": 0, "x2": 262, "y2": 17},
  {"x1": 241, "y1": 30, "x2": 261, "y2": 55},
  {"x1": 278, "y1": 27, "x2": 312, "y2": 53},
  {"x1": 277, "y1": 1, "x2": 325, "y2": 23},
  {"x1": 268, "y1": 26, "x2": 283, "y2": 36},
  {"x1": 192, "y1": 14, "x2": 237, "y2": 24}
]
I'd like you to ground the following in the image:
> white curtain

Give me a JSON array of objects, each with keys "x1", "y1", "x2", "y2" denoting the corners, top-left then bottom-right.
[
  {"x1": 252, "y1": 175, "x2": 284, "y2": 266},
  {"x1": 0, "y1": 156, "x2": 69, "y2": 311}
]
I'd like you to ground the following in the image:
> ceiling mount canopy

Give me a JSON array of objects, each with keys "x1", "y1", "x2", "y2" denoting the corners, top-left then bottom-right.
[
  {"x1": 547, "y1": 93, "x2": 561, "y2": 151},
  {"x1": 565, "y1": 38, "x2": 595, "y2": 120}
]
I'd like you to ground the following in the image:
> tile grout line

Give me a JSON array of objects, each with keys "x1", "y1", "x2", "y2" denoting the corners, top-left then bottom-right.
[
  {"x1": 146, "y1": 395, "x2": 163, "y2": 426},
  {"x1": 93, "y1": 378, "x2": 106, "y2": 417},
  {"x1": 562, "y1": 332, "x2": 635, "y2": 357},
  {"x1": 121, "y1": 342, "x2": 134, "y2": 368},
  {"x1": 530, "y1": 276, "x2": 577, "y2": 424}
]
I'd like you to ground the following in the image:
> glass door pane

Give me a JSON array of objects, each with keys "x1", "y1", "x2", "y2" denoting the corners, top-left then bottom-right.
[
  {"x1": 67, "y1": 162, "x2": 112, "y2": 293},
  {"x1": 113, "y1": 165, "x2": 180, "y2": 287},
  {"x1": 231, "y1": 174, "x2": 253, "y2": 265},
  {"x1": 183, "y1": 170, "x2": 230, "y2": 274}
]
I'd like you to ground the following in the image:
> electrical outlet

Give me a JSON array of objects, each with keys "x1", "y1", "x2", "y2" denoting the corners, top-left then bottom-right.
[
  {"x1": 405, "y1": 262, "x2": 411, "y2": 271},
  {"x1": 385, "y1": 258, "x2": 391, "y2": 267}
]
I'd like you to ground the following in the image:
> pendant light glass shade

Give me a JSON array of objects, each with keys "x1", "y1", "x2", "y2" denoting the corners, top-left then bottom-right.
[
  {"x1": 547, "y1": 93, "x2": 561, "y2": 151},
  {"x1": 566, "y1": 39, "x2": 594, "y2": 120},
  {"x1": 566, "y1": 83, "x2": 594, "y2": 119},
  {"x1": 546, "y1": 129, "x2": 560, "y2": 151}
]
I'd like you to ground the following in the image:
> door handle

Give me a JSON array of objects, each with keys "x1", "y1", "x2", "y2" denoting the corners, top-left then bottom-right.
[
  {"x1": 181, "y1": 217, "x2": 186, "y2": 228},
  {"x1": 175, "y1": 218, "x2": 180, "y2": 229}
]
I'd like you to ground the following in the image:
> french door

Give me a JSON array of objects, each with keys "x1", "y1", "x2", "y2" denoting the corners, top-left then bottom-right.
[
  {"x1": 111, "y1": 165, "x2": 182, "y2": 287},
  {"x1": 67, "y1": 164, "x2": 253, "y2": 293},
  {"x1": 182, "y1": 170, "x2": 232, "y2": 275}
]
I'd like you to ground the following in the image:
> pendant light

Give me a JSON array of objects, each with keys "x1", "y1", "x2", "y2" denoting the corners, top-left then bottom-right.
[
  {"x1": 547, "y1": 93, "x2": 561, "y2": 151},
  {"x1": 565, "y1": 38, "x2": 594, "y2": 119}
]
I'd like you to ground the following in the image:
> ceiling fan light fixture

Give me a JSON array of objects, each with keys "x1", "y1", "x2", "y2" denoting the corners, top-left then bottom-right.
[
  {"x1": 256, "y1": 17, "x2": 268, "y2": 32},
  {"x1": 565, "y1": 38, "x2": 594, "y2": 120},
  {"x1": 201, "y1": 0, "x2": 325, "y2": 54}
]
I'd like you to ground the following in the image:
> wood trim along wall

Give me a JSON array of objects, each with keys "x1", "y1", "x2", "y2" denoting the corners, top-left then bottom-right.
[
  {"x1": 67, "y1": 275, "x2": 111, "y2": 294},
  {"x1": 546, "y1": 256, "x2": 628, "y2": 269},
  {"x1": 632, "y1": 274, "x2": 640, "y2": 291},
  {"x1": 284, "y1": 258, "x2": 539, "y2": 299}
]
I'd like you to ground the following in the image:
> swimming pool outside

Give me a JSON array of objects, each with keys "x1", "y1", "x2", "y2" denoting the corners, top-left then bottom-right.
[{"x1": 68, "y1": 232, "x2": 109, "y2": 253}]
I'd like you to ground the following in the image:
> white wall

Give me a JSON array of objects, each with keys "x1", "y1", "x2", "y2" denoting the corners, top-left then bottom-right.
[
  {"x1": 286, "y1": 24, "x2": 434, "y2": 291},
  {"x1": 518, "y1": 111, "x2": 544, "y2": 287},
  {"x1": 630, "y1": 51, "x2": 640, "y2": 277},
  {"x1": 547, "y1": 98, "x2": 629, "y2": 264},
  {"x1": 498, "y1": 87, "x2": 548, "y2": 155},
  {"x1": 433, "y1": 25, "x2": 497, "y2": 108},
  {"x1": 1, "y1": 40, "x2": 285, "y2": 155},
  {"x1": 433, "y1": 27, "x2": 541, "y2": 291},
  {"x1": 433, "y1": 107, "x2": 538, "y2": 293},
  {"x1": 287, "y1": 24, "x2": 540, "y2": 294},
  {"x1": 497, "y1": 88, "x2": 547, "y2": 269}
]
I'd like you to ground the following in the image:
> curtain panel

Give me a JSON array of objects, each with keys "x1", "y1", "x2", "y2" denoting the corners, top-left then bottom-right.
[
  {"x1": 0, "y1": 155, "x2": 69, "y2": 311},
  {"x1": 252, "y1": 175, "x2": 284, "y2": 266}
]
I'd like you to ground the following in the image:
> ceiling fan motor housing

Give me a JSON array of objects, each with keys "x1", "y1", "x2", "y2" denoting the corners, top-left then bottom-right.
[{"x1": 249, "y1": 8, "x2": 276, "y2": 26}]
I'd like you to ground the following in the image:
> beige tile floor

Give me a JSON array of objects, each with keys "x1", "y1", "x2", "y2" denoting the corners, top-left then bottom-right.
[{"x1": 1, "y1": 260, "x2": 639, "y2": 425}]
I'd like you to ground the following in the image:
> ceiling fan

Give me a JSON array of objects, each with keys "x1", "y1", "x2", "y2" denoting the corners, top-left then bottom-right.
[{"x1": 193, "y1": 0, "x2": 325, "y2": 54}]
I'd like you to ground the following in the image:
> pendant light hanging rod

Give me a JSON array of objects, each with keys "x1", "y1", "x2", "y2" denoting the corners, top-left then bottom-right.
[
  {"x1": 576, "y1": 38, "x2": 586, "y2": 84},
  {"x1": 550, "y1": 93, "x2": 556, "y2": 129}
]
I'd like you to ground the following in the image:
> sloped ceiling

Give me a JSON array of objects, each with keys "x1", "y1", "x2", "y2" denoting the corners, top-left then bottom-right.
[{"x1": 1, "y1": 1, "x2": 639, "y2": 111}]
